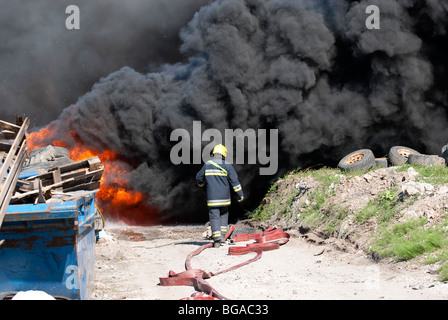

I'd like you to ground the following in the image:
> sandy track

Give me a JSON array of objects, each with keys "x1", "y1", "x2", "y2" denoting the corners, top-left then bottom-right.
[{"x1": 90, "y1": 224, "x2": 448, "y2": 300}]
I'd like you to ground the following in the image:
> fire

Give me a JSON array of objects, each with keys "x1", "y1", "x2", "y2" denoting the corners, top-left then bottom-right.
[{"x1": 27, "y1": 127, "x2": 157, "y2": 225}]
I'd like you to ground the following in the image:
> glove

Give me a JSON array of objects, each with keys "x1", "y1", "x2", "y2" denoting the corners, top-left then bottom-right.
[{"x1": 238, "y1": 195, "x2": 244, "y2": 203}]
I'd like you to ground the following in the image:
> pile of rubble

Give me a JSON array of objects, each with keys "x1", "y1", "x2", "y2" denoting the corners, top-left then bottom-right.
[
  {"x1": 330, "y1": 166, "x2": 411, "y2": 213},
  {"x1": 253, "y1": 163, "x2": 448, "y2": 255},
  {"x1": 330, "y1": 166, "x2": 448, "y2": 223},
  {"x1": 0, "y1": 117, "x2": 103, "y2": 208},
  {"x1": 13, "y1": 145, "x2": 103, "y2": 205}
]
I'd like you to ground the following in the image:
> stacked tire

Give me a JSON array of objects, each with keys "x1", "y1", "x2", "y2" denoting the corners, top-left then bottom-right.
[
  {"x1": 440, "y1": 144, "x2": 448, "y2": 165},
  {"x1": 388, "y1": 146, "x2": 420, "y2": 166},
  {"x1": 338, "y1": 145, "x2": 446, "y2": 172},
  {"x1": 338, "y1": 149, "x2": 376, "y2": 172}
]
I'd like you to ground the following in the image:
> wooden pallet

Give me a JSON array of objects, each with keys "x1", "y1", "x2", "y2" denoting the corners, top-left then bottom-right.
[
  {"x1": 1, "y1": 116, "x2": 105, "y2": 223},
  {"x1": 13, "y1": 156, "x2": 104, "y2": 204},
  {"x1": 0, "y1": 118, "x2": 30, "y2": 227}
]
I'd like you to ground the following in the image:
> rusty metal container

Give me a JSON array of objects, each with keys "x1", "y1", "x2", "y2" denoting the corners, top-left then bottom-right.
[{"x1": 0, "y1": 192, "x2": 97, "y2": 299}]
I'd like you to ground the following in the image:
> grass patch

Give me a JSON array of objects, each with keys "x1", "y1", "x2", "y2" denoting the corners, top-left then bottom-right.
[
  {"x1": 425, "y1": 251, "x2": 448, "y2": 282},
  {"x1": 248, "y1": 166, "x2": 343, "y2": 224},
  {"x1": 308, "y1": 167, "x2": 341, "y2": 189},
  {"x1": 397, "y1": 164, "x2": 448, "y2": 184},
  {"x1": 370, "y1": 218, "x2": 448, "y2": 262},
  {"x1": 249, "y1": 197, "x2": 279, "y2": 222},
  {"x1": 355, "y1": 189, "x2": 401, "y2": 224},
  {"x1": 439, "y1": 263, "x2": 448, "y2": 282}
]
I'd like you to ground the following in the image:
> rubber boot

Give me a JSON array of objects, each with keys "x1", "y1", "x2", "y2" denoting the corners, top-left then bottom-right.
[
  {"x1": 220, "y1": 234, "x2": 226, "y2": 245},
  {"x1": 213, "y1": 239, "x2": 221, "y2": 248}
]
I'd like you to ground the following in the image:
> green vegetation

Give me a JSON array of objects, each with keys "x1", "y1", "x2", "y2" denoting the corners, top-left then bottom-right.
[
  {"x1": 370, "y1": 218, "x2": 448, "y2": 261},
  {"x1": 355, "y1": 189, "x2": 401, "y2": 224},
  {"x1": 370, "y1": 217, "x2": 448, "y2": 281},
  {"x1": 397, "y1": 164, "x2": 448, "y2": 184},
  {"x1": 248, "y1": 167, "x2": 349, "y2": 236},
  {"x1": 248, "y1": 164, "x2": 448, "y2": 282}
]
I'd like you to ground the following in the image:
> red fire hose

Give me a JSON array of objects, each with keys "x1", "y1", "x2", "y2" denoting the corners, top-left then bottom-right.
[{"x1": 159, "y1": 225, "x2": 290, "y2": 300}]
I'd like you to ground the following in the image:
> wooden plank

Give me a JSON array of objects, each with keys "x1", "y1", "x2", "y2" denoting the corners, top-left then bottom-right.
[
  {"x1": 87, "y1": 157, "x2": 102, "y2": 171},
  {"x1": 0, "y1": 120, "x2": 21, "y2": 133},
  {"x1": 61, "y1": 168, "x2": 89, "y2": 181},
  {"x1": 0, "y1": 130, "x2": 17, "y2": 140},
  {"x1": 48, "y1": 156, "x2": 102, "y2": 174},
  {"x1": 0, "y1": 118, "x2": 29, "y2": 182},
  {"x1": 11, "y1": 168, "x2": 103, "y2": 200},
  {"x1": 0, "y1": 142, "x2": 12, "y2": 152},
  {"x1": 0, "y1": 139, "x2": 28, "y2": 227},
  {"x1": 26, "y1": 157, "x2": 102, "y2": 183},
  {"x1": 52, "y1": 168, "x2": 63, "y2": 192},
  {"x1": 16, "y1": 179, "x2": 35, "y2": 192},
  {"x1": 11, "y1": 177, "x2": 75, "y2": 201},
  {"x1": 36, "y1": 179, "x2": 46, "y2": 204},
  {"x1": 23, "y1": 171, "x2": 54, "y2": 183},
  {"x1": 0, "y1": 139, "x2": 27, "y2": 203},
  {"x1": 63, "y1": 181, "x2": 101, "y2": 192},
  {"x1": 61, "y1": 168, "x2": 104, "y2": 190}
]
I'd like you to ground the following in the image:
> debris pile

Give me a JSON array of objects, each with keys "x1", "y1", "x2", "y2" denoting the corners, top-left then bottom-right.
[
  {"x1": 12, "y1": 152, "x2": 103, "y2": 204},
  {"x1": 330, "y1": 167, "x2": 410, "y2": 213},
  {"x1": 1, "y1": 117, "x2": 104, "y2": 207}
]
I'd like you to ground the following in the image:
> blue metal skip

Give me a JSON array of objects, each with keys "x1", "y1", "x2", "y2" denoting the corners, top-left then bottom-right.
[{"x1": 0, "y1": 192, "x2": 97, "y2": 300}]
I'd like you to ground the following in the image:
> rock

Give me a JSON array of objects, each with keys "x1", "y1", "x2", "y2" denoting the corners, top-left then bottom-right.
[
  {"x1": 405, "y1": 167, "x2": 419, "y2": 180},
  {"x1": 363, "y1": 173, "x2": 373, "y2": 183},
  {"x1": 402, "y1": 181, "x2": 434, "y2": 196},
  {"x1": 403, "y1": 185, "x2": 419, "y2": 196},
  {"x1": 437, "y1": 185, "x2": 448, "y2": 195}
]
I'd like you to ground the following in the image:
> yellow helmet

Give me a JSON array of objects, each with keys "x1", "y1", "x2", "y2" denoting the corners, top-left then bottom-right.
[{"x1": 212, "y1": 144, "x2": 227, "y2": 157}]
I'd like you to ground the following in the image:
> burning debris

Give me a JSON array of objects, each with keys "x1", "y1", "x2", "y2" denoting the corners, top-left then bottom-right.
[
  {"x1": 26, "y1": 128, "x2": 158, "y2": 225},
  {"x1": 0, "y1": 117, "x2": 104, "y2": 210},
  {"x1": 12, "y1": 152, "x2": 103, "y2": 205}
]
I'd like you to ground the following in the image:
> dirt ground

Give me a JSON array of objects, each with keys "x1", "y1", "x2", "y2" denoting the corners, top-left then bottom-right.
[{"x1": 90, "y1": 223, "x2": 448, "y2": 300}]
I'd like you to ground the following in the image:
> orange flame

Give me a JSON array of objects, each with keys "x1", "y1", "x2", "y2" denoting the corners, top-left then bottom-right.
[{"x1": 27, "y1": 127, "x2": 157, "y2": 225}]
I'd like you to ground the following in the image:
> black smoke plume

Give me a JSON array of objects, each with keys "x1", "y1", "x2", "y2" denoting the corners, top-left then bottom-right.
[
  {"x1": 13, "y1": 0, "x2": 448, "y2": 223},
  {"x1": 0, "y1": 0, "x2": 209, "y2": 127}
]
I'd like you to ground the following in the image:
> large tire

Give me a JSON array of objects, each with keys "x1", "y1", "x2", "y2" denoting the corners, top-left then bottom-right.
[
  {"x1": 388, "y1": 146, "x2": 420, "y2": 166},
  {"x1": 408, "y1": 154, "x2": 445, "y2": 167},
  {"x1": 338, "y1": 149, "x2": 375, "y2": 172},
  {"x1": 374, "y1": 157, "x2": 388, "y2": 168},
  {"x1": 440, "y1": 144, "x2": 448, "y2": 164}
]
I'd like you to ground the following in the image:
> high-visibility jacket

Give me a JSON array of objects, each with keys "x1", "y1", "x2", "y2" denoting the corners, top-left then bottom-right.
[{"x1": 196, "y1": 156, "x2": 244, "y2": 207}]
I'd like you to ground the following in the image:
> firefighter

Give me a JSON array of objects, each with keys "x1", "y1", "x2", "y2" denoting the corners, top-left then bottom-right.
[{"x1": 196, "y1": 144, "x2": 244, "y2": 248}]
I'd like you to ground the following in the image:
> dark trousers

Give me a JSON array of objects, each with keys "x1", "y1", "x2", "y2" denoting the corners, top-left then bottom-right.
[{"x1": 209, "y1": 207, "x2": 229, "y2": 241}]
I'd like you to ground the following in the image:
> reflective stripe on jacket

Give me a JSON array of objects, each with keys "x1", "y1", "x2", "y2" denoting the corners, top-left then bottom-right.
[{"x1": 196, "y1": 155, "x2": 244, "y2": 207}]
